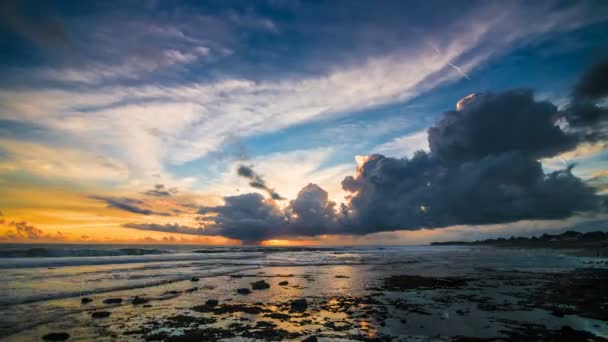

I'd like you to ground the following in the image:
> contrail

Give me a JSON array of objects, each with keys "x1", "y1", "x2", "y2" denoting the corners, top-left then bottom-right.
[
  {"x1": 447, "y1": 62, "x2": 471, "y2": 80},
  {"x1": 427, "y1": 42, "x2": 471, "y2": 80}
]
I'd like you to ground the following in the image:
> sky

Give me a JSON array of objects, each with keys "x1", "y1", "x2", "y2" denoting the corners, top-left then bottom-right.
[{"x1": 0, "y1": 0, "x2": 607, "y2": 245}]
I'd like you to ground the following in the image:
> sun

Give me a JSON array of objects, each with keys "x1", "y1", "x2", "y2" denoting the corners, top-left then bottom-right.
[{"x1": 261, "y1": 239, "x2": 292, "y2": 246}]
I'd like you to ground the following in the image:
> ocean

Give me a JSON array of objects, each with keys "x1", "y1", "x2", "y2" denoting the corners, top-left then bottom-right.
[{"x1": 0, "y1": 244, "x2": 606, "y2": 341}]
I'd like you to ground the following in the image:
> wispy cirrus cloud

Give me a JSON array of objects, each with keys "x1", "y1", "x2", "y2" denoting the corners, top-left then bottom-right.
[{"x1": 3, "y1": 0, "x2": 602, "y2": 188}]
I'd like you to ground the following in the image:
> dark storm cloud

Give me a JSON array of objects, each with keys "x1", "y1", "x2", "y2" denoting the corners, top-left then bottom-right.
[
  {"x1": 192, "y1": 185, "x2": 342, "y2": 243},
  {"x1": 562, "y1": 101, "x2": 608, "y2": 142},
  {"x1": 428, "y1": 90, "x2": 577, "y2": 163},
  {"x1": 236, "y1": 165, "x2": 284, "y2": 200},
  {"x1": 563, "y1": 58, "x2": 608, "y2": 141},
  {"x1": 341, "y1": 152, "x2": 599, "y2": 234},
  {"x1": 90, "y1": 196, "x2": 170, "y2": 216},
  {"x1": 198, "y1": 193, "x2": 288, "y2": 243},
  {"x1": 574, "y1": 59, "x2": 608, "y2": 100},
  {"x1": 339, "y1": 87, "x2": 604, "y2": 235},
  {"x1": 123, "y1": 223, "x2": 206, "y2": 235},
  {"x1": 288, "y1": 184, "x2": 340, "y2": 236},
  {"x1": 143, "y1": 184, "x2": 177, "y2": 197},
  {"x1": 564, "y1": 101, "x2": 608, "y2": 127}
]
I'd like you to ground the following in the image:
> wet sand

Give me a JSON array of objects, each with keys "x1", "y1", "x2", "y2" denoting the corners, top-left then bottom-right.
[{"x1": 2, "y1": 247, "x2": 608, "y2": 341}]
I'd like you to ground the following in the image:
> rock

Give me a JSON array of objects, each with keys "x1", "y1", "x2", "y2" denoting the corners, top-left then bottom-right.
[
  {"x1": 279, "y1": 281, "x2": 289, "y2": 286},
  {"x1": 103, "y1": 298, "x2": 122, "y2": 304},
  {"x1": 166, "y1": 315, "x2": 216, "y2": 327},
  {"x1": 256, "y1": 321, "x2": 277, "y2": 329},
  {"x1": 205, "y1": 299, "x2": 219, "y2": 307},
  {"x1": 132, "y1": 296, "x2": 149, "y2": 305},
  {"x1": 251, "y1": 280, "x2": 270, "y2": 290},
  {"x1": 192, "y1": 303, "x2": 266, "y2": 315},
  {"x1": 42, "y1": 332, "x2": 70, "y2": 341},
  {"x1": 237, "y1": 288, "x2": 251, "y2": 295},
  {"x1": 290, "y1": 299, "x2": 308, "y2": 312},
  {"x1": 335, "y1": 275, "x2": 349, "y2": 278},
  {"x1": 191, "y1": 277, "x2": 200, "y2": 282},
  {"x1": 265, "y1": 312, "x2": 291, "y2": 320},
  {"x1": 91, "y1": 311, "x2": 111, "y2": 319},
  {"x1": 185, "y1": 287, "x2": 198, "y2": 293},
  {"x1": 301, "y1": 336, "x2": 318, "y2": 342},
  {"x1": 80, "y1": 297, "x2": 93, "y2": 304}
]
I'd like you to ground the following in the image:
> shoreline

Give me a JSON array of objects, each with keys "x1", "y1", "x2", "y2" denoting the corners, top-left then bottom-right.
[{"x1": 2, "y1": 246, "x2": 607, "y2": 341}]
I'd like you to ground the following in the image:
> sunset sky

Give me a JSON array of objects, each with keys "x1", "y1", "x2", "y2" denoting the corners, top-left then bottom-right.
[{"x1": 1, "y1": 0, "x2": 607, "y2": 245}]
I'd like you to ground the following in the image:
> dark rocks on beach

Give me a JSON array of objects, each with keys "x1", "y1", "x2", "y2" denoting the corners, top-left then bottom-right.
[
  {"x1": 241, "y1": 328, "x2": 301, "y2": 341},
  {"x1": 192, "y1": 303, "x2": 267, "y2": 315},
  {"x1": 91, "y1": 311, "x2": 111, "y2": 319},
  {"x1": 278, "y1": 281, "x2": 289, "y2": 286},
  {"x1": 324, "y1": 321, "x2": 352, "y2": 331},
  {"x1": 103, "y1": 298, "x2": 123, "y2": 304},
  {"x1": 265, "y1": 312, "x2": 291, "y2": 320},
  {"x1": 251, "y1": 280, "x2": 270, "y2": 290},
  {"x1": 191, "y1": 277, "x2": 199, "y2": 282},
  {"x1": 146, "y1": 327, "x2": 235, "y2": 341},
  {"x1": 335, "y1": 275, "x2": 350, "y2": 278},
  {"x1": 166, "y1": 315, "x2": 217, "y2": 327},
  {"x1": 205, "y1": 299, "x2": 219, "y2": 307},
  {"x1": 185, "y1": 287, "x2": 198, "y2": 293},
  {"x1": 132, "y1": 296, "x2": 150, "y2": 305},
  {"x1": 42, "y1": 332, "x2": 70, "y2": 341},
  {"x1": 256, "y1": 320, "x2": 277, "y2": 329},
  {"x1": 301, "y1": 336, "x2": 318, "y2": 342},
  {"x1": 237, "y1": 288, "x2": 252, "y2": 295},
  {"x1": 291, "y1": 299, "x2": 308, "y2": 312},
  {"x1": 80, "y1": 297, "x2": 93, "y2": 304}
]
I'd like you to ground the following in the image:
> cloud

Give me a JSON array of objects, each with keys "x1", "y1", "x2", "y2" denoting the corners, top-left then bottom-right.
[
  {"x1": 341, "y1": 151, "x2": 598, "y2": 234},
  {"x1": 123, "y1": 223, "x2": 207, "y2": 235},
  {"x1": 0, "y1": 219, "x2": 68, "y2": 242},
  {"x1": 560, "y1": 58, "x2": 608, "y2": 143},
  {"x1": 236, "y1": 165, "x2": 284, "y2": 200},
  {"x1": 89, "y1": 196, "x2": 171, "y2": 216},
  {"x1": 198, "y1": 193, "x2": 288, "y2": 243},
  {"x1": 0, "y1": 139, "x2": 129, "y2": 182},
  {"x1": 288, "y1": 183, "x2": 341, "y2": 236},
  {"x1": 428, "y1": 90, "x2": 577, "y2": 163},
  {"x1": 143, "y1": 184, "x2": 178, "y2": 197},
  {"x1": 574, "y1": 58, "x2": 608, "y2": 100}
]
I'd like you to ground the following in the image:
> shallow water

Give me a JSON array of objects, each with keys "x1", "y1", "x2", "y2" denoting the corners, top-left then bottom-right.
[{"x1": 0, "y1": 244, "x2": 606, "y2": 341}]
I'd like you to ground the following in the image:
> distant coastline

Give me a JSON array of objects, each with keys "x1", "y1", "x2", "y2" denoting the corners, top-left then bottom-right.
[{"x1": 431, "y1": 231, "x2": 608, "y2": 257}]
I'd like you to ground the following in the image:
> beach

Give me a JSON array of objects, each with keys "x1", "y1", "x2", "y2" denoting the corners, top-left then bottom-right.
[{"x1": 0, "y1": 245, "x2": 607, "y2": 341}]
